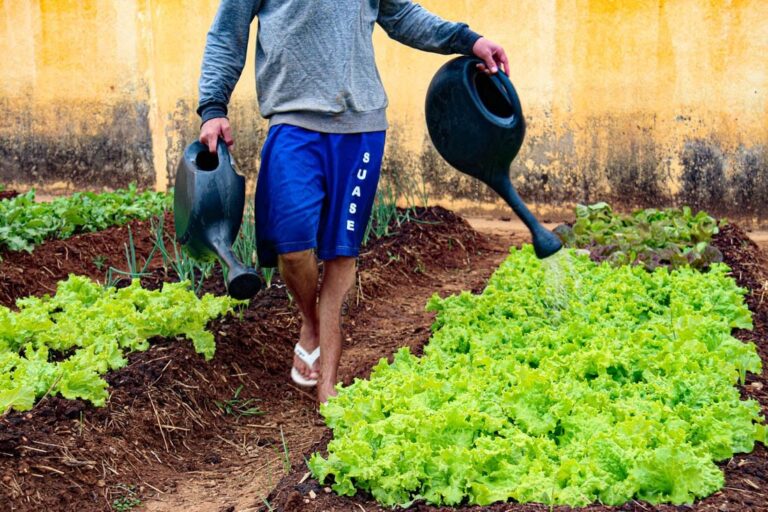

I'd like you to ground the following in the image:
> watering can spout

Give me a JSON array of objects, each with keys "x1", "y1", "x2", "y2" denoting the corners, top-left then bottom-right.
[
  {"x1": 490, "y1": 176, "x2": 562, "y2": 259},
  {"x1": 174, "y1": 140, "x2": 262, "y2": 300},
  {"x1": 425, "y1": 57, "x2": 562, "y2": 259}
]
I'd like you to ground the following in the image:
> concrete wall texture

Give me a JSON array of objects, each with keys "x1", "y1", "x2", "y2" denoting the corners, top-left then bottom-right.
[{"x1": 2, "y1": 1, "x2": 767, "y2": 223}]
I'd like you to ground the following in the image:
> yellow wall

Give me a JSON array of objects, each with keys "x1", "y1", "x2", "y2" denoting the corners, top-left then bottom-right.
[{"x1": 1, "y1": 0, "x2": 767, "y2": 222}]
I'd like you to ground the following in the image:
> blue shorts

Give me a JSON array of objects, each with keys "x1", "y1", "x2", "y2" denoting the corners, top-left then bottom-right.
[{"x1": 255, "y1": 124, "x2": 386, "y2": 268}]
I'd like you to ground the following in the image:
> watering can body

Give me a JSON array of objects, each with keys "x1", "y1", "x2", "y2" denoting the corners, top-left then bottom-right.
[
  {"x1": 425, "y1": 57, "x2": 561, "y2": 259},
  {"x1": 174, "y1": 140, "x2": 261, "y2": 299}
]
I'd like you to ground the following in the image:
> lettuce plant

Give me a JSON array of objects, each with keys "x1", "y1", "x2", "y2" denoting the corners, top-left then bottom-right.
[
  {"x1": 554, "y1": 202, "x2": 722, "y2": 270},
  {"x1": 310, "y1": 247, "x2": 765, "y2": 507},
  {"x1": 0, "y1": 276, "x2": 243, "y2": 411},
  {"x1": 0, "y1": 184, "x2": 172, "y2": 252}
]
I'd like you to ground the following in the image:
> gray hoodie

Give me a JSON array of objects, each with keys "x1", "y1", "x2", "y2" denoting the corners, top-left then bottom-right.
[{"x1": 198, "y1": 0, "x2": 481, "y2": 133}]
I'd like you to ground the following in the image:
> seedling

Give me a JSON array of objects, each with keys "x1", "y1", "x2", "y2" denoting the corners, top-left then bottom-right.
[
  {"x1": 214, "y1": 385, "x2": 265, "y2": 419},
  {"x1": 280, "y1": 426, "x2": 290, "y2": 473},
  {"x1": 152, "y1": 222, "x2": 213, "y2": 295},
  {"x1": 261, "y1": 267, "x2": 275, "y2": 288},
  {"x1": 111, "y1": 484, "x2": 141, "y2": 512},
  {"x1": 92, "y1": 255, "x2": 107, "y2": 270},
  {"x1": 104, "y1": 226, "x2": 157, "y2": 286}
]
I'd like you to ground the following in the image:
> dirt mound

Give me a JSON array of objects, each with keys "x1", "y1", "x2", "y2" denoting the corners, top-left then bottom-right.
[
  {"x1": 0, "y1": 206, "x2": 490, "y2": 511},
  {"x1": 0, "y1": 212, "x2": 173, "y2": 308}
]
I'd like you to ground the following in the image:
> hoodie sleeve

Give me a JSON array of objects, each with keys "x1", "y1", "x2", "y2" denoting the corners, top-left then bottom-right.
[
  {"x1": 377, "y1": 0, "x2": 482, "y2": 55},
  {"x1": 197, "y1": 0, "x2": 261, "y2": 123}
]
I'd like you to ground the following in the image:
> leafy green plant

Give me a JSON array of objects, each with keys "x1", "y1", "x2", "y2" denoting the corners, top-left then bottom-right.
[
  {"x1": 0, "y1": 276, "x2": 245, "y2": 412},
  {"x1": 112, "y1": 496, "x2": 141, "y2": 512},
  {"x1": 309, "y1": 247, "x2": 765, "y2": 507},
  {"x1": 92, "y1": 255, "x2": 107, "y2": 270},
  {"x1": 111, "y1": 484, "x2": 141, "y2": 512},
  {"x1": 214, "y1": 385, "x2": 265, "y2": 418},
  {"x1": 554, "y1": 202, "x2": 723, "y2": 270},
  {"x1": 0, "y1": 184, "x2": 171, "y2": 252}
]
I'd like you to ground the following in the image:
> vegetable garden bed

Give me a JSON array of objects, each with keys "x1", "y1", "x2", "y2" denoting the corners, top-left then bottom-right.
[
  {"x1": 0, "y1": 200, "x2": 766, "y2": 512},
  {"x1": 267, "y1": 214, "x2": 768, "y2": 512},
  {"x1": 0, "y1": 205, "x2": 498, "y2": 511}
]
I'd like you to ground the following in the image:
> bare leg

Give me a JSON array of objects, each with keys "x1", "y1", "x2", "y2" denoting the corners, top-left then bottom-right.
[
  {"x1": 278, "y1": 250, "x2": 320, "y2": 380},
  {"x1": 316, "y1": 256, "x2": 356, "y2": 403}
]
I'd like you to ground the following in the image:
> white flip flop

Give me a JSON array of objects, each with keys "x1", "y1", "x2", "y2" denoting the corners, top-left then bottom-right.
[{"x1": 291, "y1": 343, "x2": 320, "y2": 387}]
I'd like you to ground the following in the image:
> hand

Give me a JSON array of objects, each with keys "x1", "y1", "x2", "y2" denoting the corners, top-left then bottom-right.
[
  {"x1": 199, "y1": 117, "x2": 234, "y2": 153},
  {"x1": 472, "y1": 37, "x2": 509, "y2": 75}
]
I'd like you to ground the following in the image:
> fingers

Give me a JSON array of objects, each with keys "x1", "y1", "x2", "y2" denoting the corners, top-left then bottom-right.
[
  {"x1": 199, "y1": 120, "x2": 217, "y2": 153},
  {"x1": 498, "y1": 48, "x2": 510, "y2": 75},
  {"x1": 482, "y1": 51, "x2": 498, "y2": 74},
  {"x1": 472, "y1": 38, "x2": 510, "y2": 76},
  {"x1": 199, "y1": 118, "x2": 234, "y2": 153},
  {"x1": 222, "y1": 123, "x2": 234, "y2": 148}
]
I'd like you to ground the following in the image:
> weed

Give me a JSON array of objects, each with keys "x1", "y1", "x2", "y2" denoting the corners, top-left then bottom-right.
[
  {"x1": 214, "y1": 385, "x2": 265, "y2": 419},
  {"x1": 111, "y1": 484, "x2": 141, "y2": 512},
  {"x1": 280, "y1": 426, "x2": 291, "y2": 473},
  {"x1": 386, "y1": 251, "x2": 400, "y2": 263},
  {"x1": 92, "y1": 255, "x2": 107, "y2": 270}
]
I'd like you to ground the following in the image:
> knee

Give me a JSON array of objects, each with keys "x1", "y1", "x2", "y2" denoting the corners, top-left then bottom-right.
[
  {"x1": 328, "y1": 256, "x2": 356, "y2": 267},
  {"x1": 278, "y1": 249, "x2": 314, "y2": 269},
  {"x1": 323, "y1": 257, "x2": 357, "y2": 285}
]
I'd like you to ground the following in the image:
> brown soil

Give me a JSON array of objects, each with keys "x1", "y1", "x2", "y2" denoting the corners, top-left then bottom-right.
[
  {"x1": 0, "y1": 211, "x2": 174, "y2": 308},
  {"x1": 0, "y1": 190, "x2": 19, "y2": 201},
  {"x1": 0, "y1": 207, "x2": 517, "y2": 512},
  {"x1": 1, "y1": 211, "x2": 766, "y2": 512}
]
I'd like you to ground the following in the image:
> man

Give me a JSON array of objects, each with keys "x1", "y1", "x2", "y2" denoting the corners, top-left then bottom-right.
[{"x1": 198, "y1": 0, "x2": 509, "y2": 403}]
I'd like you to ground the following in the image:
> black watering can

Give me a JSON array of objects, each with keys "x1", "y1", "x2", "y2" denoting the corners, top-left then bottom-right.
[
  {"x1": 425, "y1": 57, "x2": 562, "y2": 259},
  {"x1": 174, "y1": 140, "x2": 262, "y2": 299}
]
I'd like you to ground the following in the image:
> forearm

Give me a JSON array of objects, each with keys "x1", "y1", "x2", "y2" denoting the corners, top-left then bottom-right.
[
  {"x1": 197, "y1": 0, "x2": 259, "y2": 122},
  {"x1": 377, "y1": 1, "x2": 481, "y2": 55}
]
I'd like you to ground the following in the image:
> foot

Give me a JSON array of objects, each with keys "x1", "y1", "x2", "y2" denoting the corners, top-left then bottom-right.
[
  {"x1": 317, "y1": 380, "x2": 338, "y2": 404},
  {"x1": 293, "y1": 321, "x2": 319, "y2": 381}
]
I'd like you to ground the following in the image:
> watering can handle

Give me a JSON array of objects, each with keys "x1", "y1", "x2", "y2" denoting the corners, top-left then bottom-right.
[
  {"x1": 214, "y1": 138, "x2": 238, "y2": 172},
  {"x1": 216, "y1": 137, "x2": 229, "y2": 160},
  {"x1": 489, "y1": 69, "x2": 524, "y2": 124}
]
